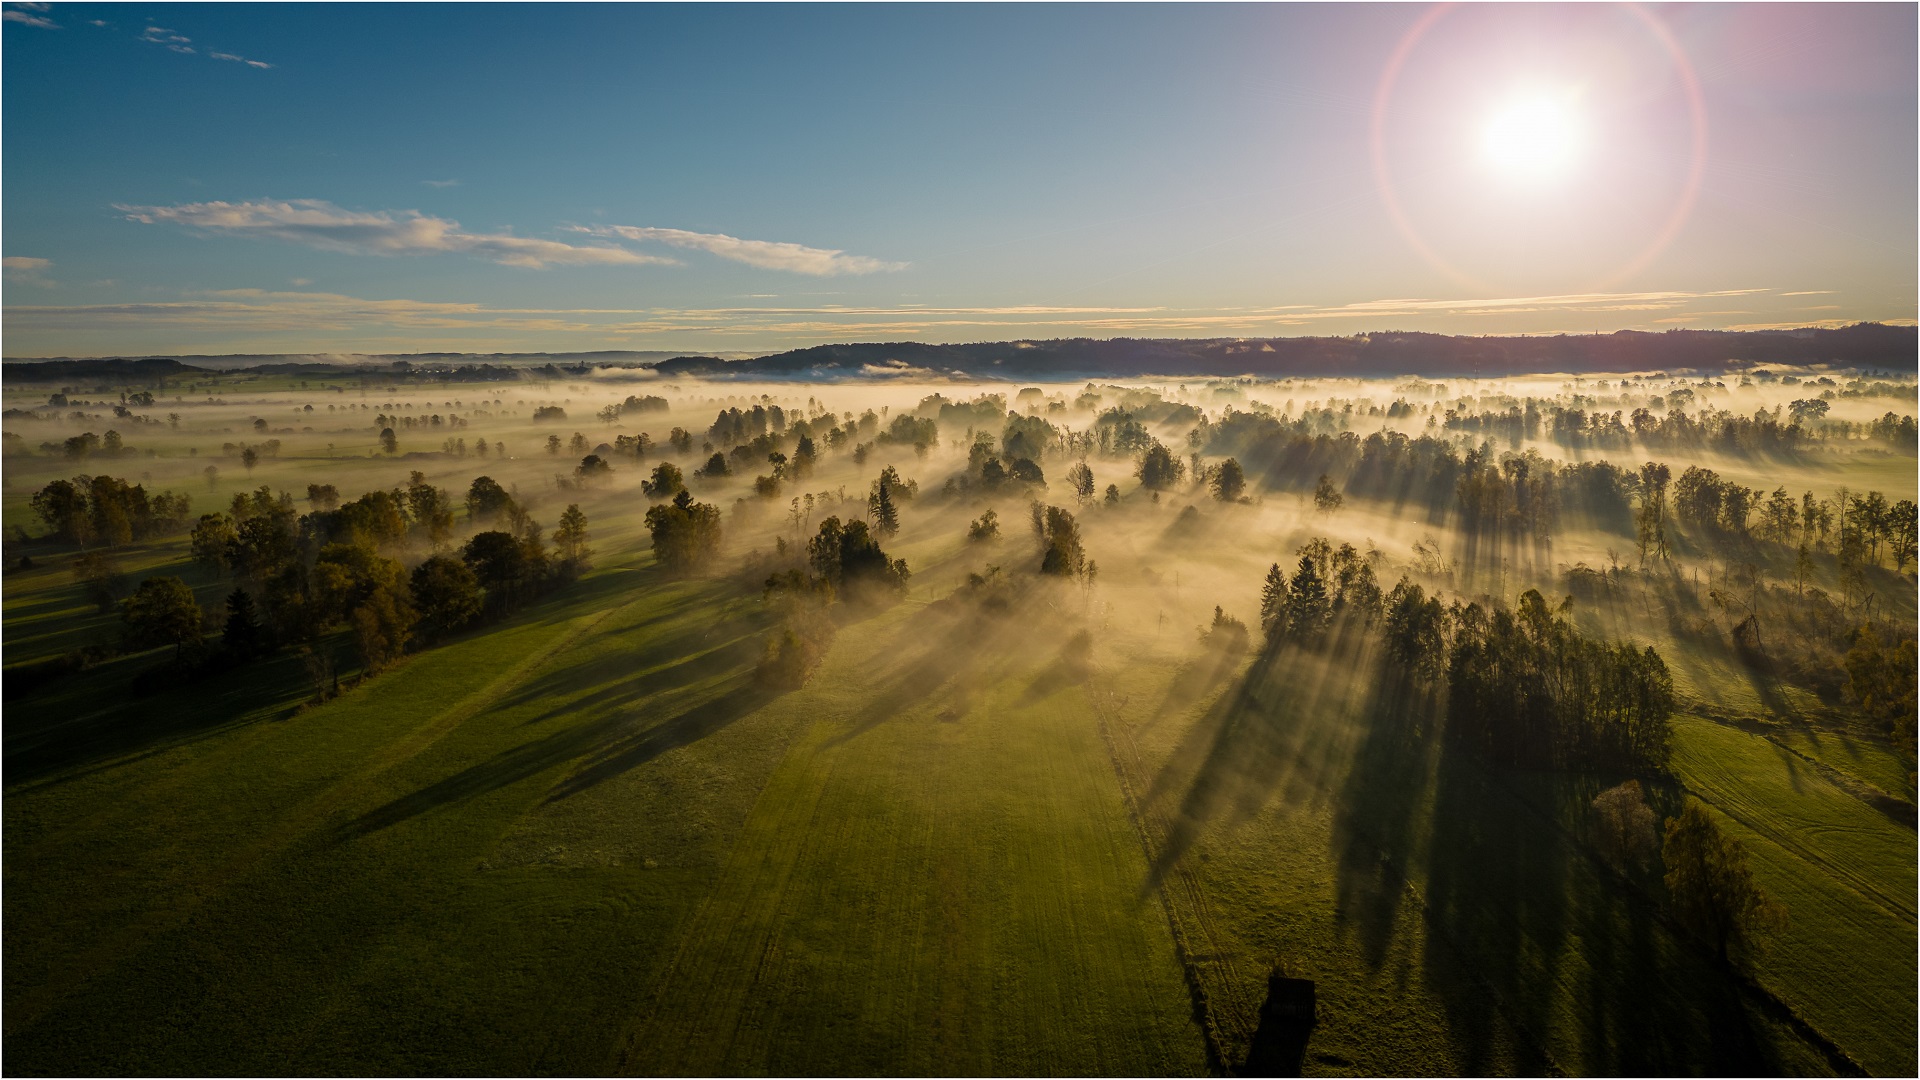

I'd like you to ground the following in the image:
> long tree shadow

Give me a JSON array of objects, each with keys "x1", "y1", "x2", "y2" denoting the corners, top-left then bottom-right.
[
  {"x1": 487, "y1": 580, "x2": 740, "y2": 719},
  {"x1": 1140, "y1": 627, "x2": 1377, "y2": 894},
  {"x1": 544, "y1": 681, "x2": 777, "y2": 801},
  {"x1": 1324, "y1": 647, "x2": 1803, "y2": 1073},
  {"x1": 823, "y1": 592, "x2": 1050, "y2": 748},
  {"x1": 1329, "y1": 669, "x2": 1445, "y2": 971},
  {"x1": 5, "y1": 644, "x2": 318, "y2": 789},
  {"x1": 333, "y1": 679, "x2": 776, "y2": 838}
]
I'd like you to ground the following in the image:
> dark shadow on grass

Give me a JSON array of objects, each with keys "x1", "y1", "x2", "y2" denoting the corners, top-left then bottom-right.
[
  {"x1": 1324, "y1": 637, "x2": 1803, "y2": 1074},
  {"x1": 822, "y1": 597, "x2": 1037, "y2": 748},
  {"x1": 4, "y1": 645, "x2": 316, "y2": 788},
  {"x1": 544, "y1": 682, "x2": 776, "y2": 801},
  {"x1": 1139, "y1": 623, "x2": 1374, "y2": 896},
  {"x1": 335, "y1": 679, "x2": 775, "y2": 837}
]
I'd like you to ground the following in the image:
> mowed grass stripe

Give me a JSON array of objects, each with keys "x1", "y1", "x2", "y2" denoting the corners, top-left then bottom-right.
[{"x1": 617, "y1": 600, "x2": 1207, "y2": 1076}]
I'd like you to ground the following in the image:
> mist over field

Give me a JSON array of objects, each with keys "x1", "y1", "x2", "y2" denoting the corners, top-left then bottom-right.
[
  {"x1": 3, "y1": 354, "x2": 1914, "y2": 1074},
  {"x1": 5, "y1": 1, "x2": 1916, "y2": 1075}
]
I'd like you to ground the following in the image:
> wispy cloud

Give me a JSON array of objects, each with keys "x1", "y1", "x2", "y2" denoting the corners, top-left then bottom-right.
[
  {"x1": 136, "y1": 24, "x2": 273, "y2": 66},
  {"x1": 3, "y1": 256, "x2": 55, "y2": 286},
  {"x1": 7, "y1": 286, "x2": 1888, "y2": 355},
  {"x1": 141, "y1": 25, "x2": 193, "y2": 54},
  {"x1": 422, "y1": 179, "x2": 462, "y2": 188},
  {"x1": 116, "y1": 198, "x2": 673, "y2": 269},
  {"x1": 4, "y1": 2, "x2": 57, "y2": 29},
  {"x1": 575, "y1": 224, "x2": 907, "y2": 276},
  {"x1": 209, "y1": 51, "x2": 272, "y2": 69}
]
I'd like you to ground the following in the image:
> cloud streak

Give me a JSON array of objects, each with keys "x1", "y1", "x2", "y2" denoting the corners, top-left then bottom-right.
[
  {"x1": 209, "y1": 51, "x2": 272, "y2": 69},
  {"x1": 7, "y1": 286, "x2": 1886, "y2": 355},
  {"x1": 575, "y1": 224, "x2": 906, "y2": 275},
  {"x1": 140, "y1": 25, "x2": 193, "y2": 53},
  {"x1": 3, "y1": 256, "x2": 55, "y2": 286},
  {"x1": 116, "y1": 199, "x2": 672, "y2": 269},
  {"x1": 3, "y1": 4, "x2": 57, "y2": 29}
]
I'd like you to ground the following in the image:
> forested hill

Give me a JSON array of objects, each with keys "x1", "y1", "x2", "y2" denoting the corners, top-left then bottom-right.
[
  {"x1": 652, "y1": 324, "x2": 1916, "y2": 379},
  {"x1": 5, "y1": 323, "x2": 1913, "y2": 384}
]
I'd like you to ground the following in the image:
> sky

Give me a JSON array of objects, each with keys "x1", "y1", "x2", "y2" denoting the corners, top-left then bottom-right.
[{"x1": 2, "y1": 2, "x2": 1914, "y2": 357}]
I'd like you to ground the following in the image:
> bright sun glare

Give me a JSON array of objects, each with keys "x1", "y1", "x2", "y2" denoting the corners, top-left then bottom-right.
[{"x1": 1480, "y1": 95, "x2": 1582, "y2": 182}]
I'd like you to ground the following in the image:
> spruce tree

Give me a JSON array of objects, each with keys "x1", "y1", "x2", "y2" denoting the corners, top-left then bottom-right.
[
  {"x1": 1258, "y1": 562, "x2": 1288, "y2": 635},
  {"x1": 1284, "y1": 554, "x2": 1331, "y2": 643},
  {"x1": 223, "y1": 587, "x2": 266, "y2": 658},
  {"x1": 869, "y1": 475, "x2": 900, "y2": 536}
]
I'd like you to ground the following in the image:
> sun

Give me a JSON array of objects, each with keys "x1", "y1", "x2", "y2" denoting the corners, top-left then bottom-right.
[{"x1": 1480, "y1": 94, "x2": 1583, "y2": 182}]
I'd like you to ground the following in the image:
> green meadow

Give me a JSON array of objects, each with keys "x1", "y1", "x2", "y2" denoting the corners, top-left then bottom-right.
[{"x1": 4, "y1": 370, "x2": 1914, "y2": 1075}]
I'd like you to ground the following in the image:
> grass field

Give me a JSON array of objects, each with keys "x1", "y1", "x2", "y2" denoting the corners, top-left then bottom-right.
[{"x1": 5, "y1": 374, "x2": 1915, "y2": 1075}]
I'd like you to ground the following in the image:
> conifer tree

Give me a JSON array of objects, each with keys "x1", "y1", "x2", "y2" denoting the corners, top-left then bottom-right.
[
  {"x1": 222, "y1": 587, "x2": 267, "y2": 658},
  {"x1": 1259, "y1": 562, "x2": 1288, "y2": 635},
  {"x1": 1284, "y1": 554, "x2": 1331, "y2": 643},
  {"x1": 869, "y1": 473, "x2": 900, "y2": 536}
]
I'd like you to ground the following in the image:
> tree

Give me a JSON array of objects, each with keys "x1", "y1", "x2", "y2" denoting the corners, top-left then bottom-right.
[
  {"x1": 869, "y1": 472, "x2": 901, "y2": 536},
  {"x1": 410, "y1": 554, "x2": 483, "y2": 631},
  {"x1": 1258, "y1": 562, "x2": 1288, "y2": 636},
  {"x1": 1284, "y1": 553, "x2": 1331, "y2": 643},
  {"x1": 807, "y1": 516, "x2": 909, "y2": 601},
  {"x1": 644, "y1": 461, "x2": 686, "y2": 500},
  {"x1": 1592, "y1": 780, "x2": 1658, "y2": 873},
  {"x1": 241, "y1": 446, "x2": 260, "y2": 476},
  {"x1": 121, "y1": 576, "x2": 203, "y2": 657},
  {"x1": 968, "y1": 508, "x2": 1000, "y2": 543},
  {"x1": 1662, "y1": 799, "x2": 1786, "y2": 963},
  {"x1": 190, "y1": 513, "x2": 238, "y2": 574},
  {"x1": 1891, "y1": 499, "x2": 1918, "y2": 572},
  {"x1": 1382, "y1": 577, "x2": 1448, "y2": 683},
  {"x1": 1137, "y1": 442, "x2": 1185, "y2": 490},
  {"x1": 546, "y1": 434, "x2": 563, "y2": 455},
  {"x1": 1844, "y1": 624, "x2": 1918, "y2": 747},
  {"x1": 222, "y1": 587, "x2": 269, "y2": 658},
  {"x1": 462, "y1": 533, "x2": 535, "y2": 612},
  {"x1": 378, "y1": 427, "x2": 398, "y2": 455},
  {"x1": 1312, "y1": 474, "x2": 1343, "y2": 514},
  {"x1": 1636, "y1": 462, "x2": 1671, "y2": 561},
  {"x1": 575, "y1": 454, "x2": 612, "y2": 482},
  {"x1": 1036, "y1": 505, "x2": 1088, "y2": 578},
  {"x1": 554, "y1": 503, "x2": 592, "y2": 569},
  {"x1": 644, "y1": 490, "x2": 724, "y2": 572},
  {"x1": 1066, "y1": 461, "x2": 1096, "y2": 505},
  {"x1": 29, "y1": 479, "x2": 90, "y2": 544},
  {"x1": 1104, "y1": 483, "x2": 1120, "y2": 507},
  {"x1": 1212, "y1": 457, "x2": 1246, "y2": 502},
  {"x1": 307, "y1": 483, "x2": 341, "y2": 511},
  {"x1": 697, "y1": 451, "x2": 731, "y2": 478},
  {"x1": 465, "y1": 475, "x2": 517, "y2": 523},
  {"x1": 72, "y1": 550, "x2": 127, "y2": 613},
  {"x1": 351, "y1": 585, "x2": 416, "y2": 673}
]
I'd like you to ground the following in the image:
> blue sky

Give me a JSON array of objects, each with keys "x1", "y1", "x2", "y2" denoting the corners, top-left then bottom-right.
[{"x1": 3, "y1": 2, "x2": 1914, "y2": 356}]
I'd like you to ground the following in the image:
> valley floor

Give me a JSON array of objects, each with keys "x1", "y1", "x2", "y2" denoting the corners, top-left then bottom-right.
[{"x1": 5, "y1": 523, "x2": 1915, "y2": 1075}]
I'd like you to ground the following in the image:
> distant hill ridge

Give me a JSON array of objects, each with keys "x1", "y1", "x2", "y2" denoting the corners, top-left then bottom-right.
[{"x1": 5, "y1": 324, "x2": 1913, "y2": 384}]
